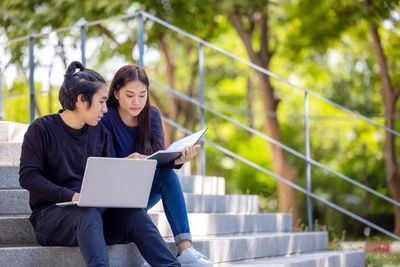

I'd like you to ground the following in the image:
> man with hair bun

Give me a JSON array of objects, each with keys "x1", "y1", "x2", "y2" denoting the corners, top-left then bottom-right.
[{"x1": 19, "y1": 61, "x2": 180, "y2": 267}]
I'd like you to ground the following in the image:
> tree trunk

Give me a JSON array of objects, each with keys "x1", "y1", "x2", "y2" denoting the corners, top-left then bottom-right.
[
  {"x1": 48, "y1": 56, "x2": 55, "y2": 114},
  {"x1": 247, "y1": 77, "x2": 255, "y2": 132},
  {"x1": 182, "y1": 53, "x2": 199, "y2": 133},
  {"x1": 229, "y1": 8, "x2": 300, "y2": 228},
  {"x1": 159, "y1": 33, "x2": 178, "y2": 146},
  {"x1": 57, "y1": 40, "x2": 68, "y2": 69},
  {"x1": 367, "y1": 19, "x2": 400, "y2": 235},
  {"x1": 34, "y1": 97, "x2": 41, "y2": 117},
  {"x1": 256, "y1": 71, "x2": 299, "y2": 227}
]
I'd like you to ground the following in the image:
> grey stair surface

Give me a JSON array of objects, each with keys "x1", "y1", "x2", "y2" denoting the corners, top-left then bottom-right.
[
  {"x1": 214, "y1": 251, "x2": 365, "y2": 267},
  {"x1": 0, "y1": 121, "x2": 28, "y2": 142},
  {"x1": 0, "y1": 189, "x2": 259, "y2": 214},
  {"x1": 179, "y1": 175, "x2": 225, "y2": 195},
  {"x1": 150, "y1": 193, "x2": 259, "y2": 213},
  {"x1": 0, "y1": 142, "x2": 22, "y2": 165},
  {"x1": 1, "y1": 165, "x2": 226, "y2": 195},
  {"x1": 0, "y1": 121, "x2": 365, "y2": 266},
  {"x1": 0, "y1": 232, "x2": 328, "y2": 266},
  {"x1": 0, "y1": 165, "x2": 19, "y2": 188},
  {"x1": 0, "y1": 213, "x2": 293, "y2": 244}
]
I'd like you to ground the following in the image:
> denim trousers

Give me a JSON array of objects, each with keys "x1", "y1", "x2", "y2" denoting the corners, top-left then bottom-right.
[
  {"x1": 146, "y1": 168, "x2": 191, "y2": 244},
  {"x1": 34, "y1": 205, "x2": 180, "y2": 267}
]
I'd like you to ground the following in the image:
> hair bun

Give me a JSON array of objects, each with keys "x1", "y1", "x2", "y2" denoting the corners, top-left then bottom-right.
[{"x1": 65, "y1": 61, "x2": 85, "y2": 78}]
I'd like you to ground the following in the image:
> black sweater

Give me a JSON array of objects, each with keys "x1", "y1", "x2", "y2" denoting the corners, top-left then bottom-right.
[{"x1": 19, "y1": 113, "x2": 110, "y2": 223}]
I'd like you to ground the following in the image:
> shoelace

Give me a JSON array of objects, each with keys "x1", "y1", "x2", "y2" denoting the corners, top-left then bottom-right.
[{"x1": 185, "y1": 248, "x2": 208, "y2": 260}]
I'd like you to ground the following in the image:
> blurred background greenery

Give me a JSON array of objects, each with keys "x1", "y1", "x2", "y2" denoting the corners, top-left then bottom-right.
[{"x1": 1, "y1": 0, "x2": 399, "y2": 241}]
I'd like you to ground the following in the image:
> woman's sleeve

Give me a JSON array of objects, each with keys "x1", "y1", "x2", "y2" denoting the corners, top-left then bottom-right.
[{"x1": 151, "y1": 107, "x2": 183, "y2": 169}]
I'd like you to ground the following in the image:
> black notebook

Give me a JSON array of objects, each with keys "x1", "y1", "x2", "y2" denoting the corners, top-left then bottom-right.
[{"x1": 146, "y1": 128, "x2": 207, "y2": 167}]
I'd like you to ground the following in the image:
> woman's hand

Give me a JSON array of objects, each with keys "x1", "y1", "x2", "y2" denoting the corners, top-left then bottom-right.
[
  {"x1": 174, "y1": 144, "x2": 201, "y2": 165},
  {"x1": 126, "y1": 152, "x2": 147, "y2": 159},
  {"x1": 72, "y1": 192, "x2": 80, "y2": 202}
]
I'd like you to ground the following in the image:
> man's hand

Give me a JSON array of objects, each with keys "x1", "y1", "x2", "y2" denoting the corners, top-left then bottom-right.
[
  {"x1": 126, "y1": 152, "x2": 147, "y2": 159},
  {"x1": 72, "y1": 192, "x2": 80, "y2": 202},
  {"x1": 174, "y1": 144, "x2": 201, "y2": 165}
]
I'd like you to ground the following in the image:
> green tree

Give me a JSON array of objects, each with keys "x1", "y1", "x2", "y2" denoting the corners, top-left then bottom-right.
[
  {"x1": 213, "y1": 0, "x2": 301, "y2": 227},
  {"x1": 285, "y1": 0, "x2": 400, "y2": 235},
  {"x1": 1, "y1": 0, "x2": 219, "y2": 146}
]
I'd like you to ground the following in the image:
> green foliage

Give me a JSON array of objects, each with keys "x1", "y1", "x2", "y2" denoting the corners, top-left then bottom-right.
[
  {"x1": 365, "y1": 253, "x2": 400, "y2": 267},
  {"x1": 2, "y1": 78, "x2": 61, "y2": 122},
  {"x1": 285, "y1": 0, "x2": 361, "y2": 55},
  {"x1": 1, "y1": 0, "x2": 400, "y2": 241},
  {"x1": 280, "y1": 0, "x2": 399, "y2": 238}
]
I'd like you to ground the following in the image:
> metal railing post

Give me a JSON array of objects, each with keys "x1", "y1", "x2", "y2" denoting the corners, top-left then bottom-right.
[
  {"x1": 137, "y1": 13, "x2": 144, "y2": 67},
  {"x1": 305, "y1": 91, "x2": 313, "y2": 231},
  {"x1": 80, "y1": 25, "x2": 86, "y2": 67},
  {"x1": 199, "y1": 43, "x2": 206, "y2": 175},
  {"x1": 29, "y1": 36, "x2": 35, "y2": 122},
  {"x1": 0, "y1": 65, "x2": 3, "y2": 120}
]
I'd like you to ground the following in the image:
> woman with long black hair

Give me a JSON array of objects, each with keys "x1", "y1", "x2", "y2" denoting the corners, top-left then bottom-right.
[{"x1": 102, "y1": 64, "x2": 212, "y2": 266}]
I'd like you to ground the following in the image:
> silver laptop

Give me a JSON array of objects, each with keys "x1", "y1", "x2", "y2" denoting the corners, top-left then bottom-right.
[{"x1": 56, "y1": 157, "x2": 157, "y2": 208}]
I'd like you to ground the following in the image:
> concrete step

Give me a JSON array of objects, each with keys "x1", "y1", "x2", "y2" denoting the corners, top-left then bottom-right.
[
  {"x1": 150, "y1": 193, "x2": 259, "y2": 213},
  {"x1": 214, "y1": 250, "x2": 365, "y2": 267},
  {"x1": 179, "y1": 175, "x2": 225, "y2": 195},
  {"x1": 0, "y1": 121, "x2": 28, "y2": 142},
  {"x1": 0, "y1": 212, "x2": 292, "y2": 244},
  {"x1": 0, "y1": 165, "x2": 224, "y2": 195},
  {"x1": 0, "y1": 231, "x2": 328, "y2": 266},
  {"x1": 0, "y1": 189, "x2": 259, "y2": 214},
  {"x1": 0, "y1": 165, "x2": 19, "y2": 188},
  {"x1": 0, "y1": 189, "x2": 29, "y2": 213},
  {"x1": 0, "y1": 142, "x2": 22, "y2": 165}
]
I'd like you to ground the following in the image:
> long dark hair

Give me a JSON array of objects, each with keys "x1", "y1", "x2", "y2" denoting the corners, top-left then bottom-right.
[
  {"x1": 59, "y1": 61, "x2": 106, "y2": 110},
  {"x1": 107, "y1": 64, "x2": 164, "y2": 155}
]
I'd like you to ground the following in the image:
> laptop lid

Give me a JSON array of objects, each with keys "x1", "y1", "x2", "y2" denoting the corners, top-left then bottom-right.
[{"x1": 77, "y1": 157, "x2": 157, "y2": 208}]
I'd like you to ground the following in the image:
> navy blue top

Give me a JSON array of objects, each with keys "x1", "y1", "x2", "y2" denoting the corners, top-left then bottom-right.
[
  {"x1": 101, "y1": 106, "x2": 183, "y2": 169},
  {"x1": 101, "y1": 106, "x2": 165, "y2": 158},
  {"x1": 19, "y1": 113, "x2": 111, "y2": 218}
]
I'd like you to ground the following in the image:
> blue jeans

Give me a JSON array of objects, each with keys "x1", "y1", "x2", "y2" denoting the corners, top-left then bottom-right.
[
  {"x1": 146, "y1": 168, "x2": 191, "y2": 244},
  {"x1": 34, "y1": 205, "x2": 180, "y2": 267}
]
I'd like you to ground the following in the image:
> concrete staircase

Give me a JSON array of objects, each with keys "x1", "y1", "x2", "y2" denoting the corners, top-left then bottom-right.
[{"x1": 0, "y1": 121, "x2": 365, "y2": 266}]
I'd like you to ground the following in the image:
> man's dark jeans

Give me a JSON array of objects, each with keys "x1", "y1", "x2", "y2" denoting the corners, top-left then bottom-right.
[{"x1": 34, "y1": 205, "x2": 180, "y2": 267}]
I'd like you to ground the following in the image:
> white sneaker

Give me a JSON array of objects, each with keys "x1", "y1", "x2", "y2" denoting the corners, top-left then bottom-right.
[{"x1": 177, "y1": 248, "x2": 213, "y2": 267}]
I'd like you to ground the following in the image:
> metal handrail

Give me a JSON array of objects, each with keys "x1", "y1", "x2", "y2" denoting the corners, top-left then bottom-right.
[
  {"x1": 2, "y1": 12, "x2": 139, "y2": 46},
  {"x1": 2, "y1": 10, "x2": 400, "y2": 137},
  {"x1": 160, "y1": 115, "x2": 400, "y2": 241},
  {"x1": 149, "y1": 79, "x2": 400, "y2": 208},
  {"x1": 139, "y1": 11, "x2": 400, "y2": 138},
  {"x1": 1, "y1": 10, "x2": 398, "y2": 238}
]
